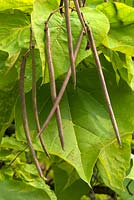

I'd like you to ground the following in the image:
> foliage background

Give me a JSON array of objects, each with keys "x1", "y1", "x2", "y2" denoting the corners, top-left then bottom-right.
[{"x1": 0, "y1": 0, "x2": 134, "y2": 199}]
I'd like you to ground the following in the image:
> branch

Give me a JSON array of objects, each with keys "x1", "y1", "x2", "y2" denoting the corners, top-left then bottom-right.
[
  {"x1": 46, "y1": 6, "x2": 64, "y2": 23},
  {"x1": 64, "y1": 0, "x2": 76, "y2": 87},
  {"x1": 30, "y1": 28, "x2": 50, "y2": 157},
  {"x1": 38, "y1": 29, "x2": 84, "y2": 137},
  {"x1": 45, "y1": 22, "x2": 64, "y2": 149}
]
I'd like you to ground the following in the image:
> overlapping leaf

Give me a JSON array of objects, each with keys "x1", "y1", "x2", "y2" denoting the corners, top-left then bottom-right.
[
  {"x1": 0, "y1": 83, "x2": 18, "y2": 143},
  {"x1": 102, "y1": 49, "x2": 134, "y2": 91},
  {"x1": 126, "y1": 156, "x2": 134, "y2": 180},
  {"x1": 0, "y1": 179, "x2": 57, "y2": 200},
  {"x1": 0, "y1": 0, "x2": 33, "y2": 12},
  {"x1": 97, "y1": 2, "x2": 134, "y2": 56},
  {"x1": 0, "y1": 9, "x2": 30, "y2": 56},
  {"x1": 53, "y1": 160, "x2": 89, "y2": 200}
]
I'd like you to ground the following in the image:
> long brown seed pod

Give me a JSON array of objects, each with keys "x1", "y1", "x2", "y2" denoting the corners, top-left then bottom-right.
[
  {"x1": 72, "y1": 4, "x2": 122, "y2": 146},
  {"x1": 20, "y1": 50, "x2": 46, "y2": 180},
  {"x1": 38, "y1": 29, "x2": 84, "y2": 137},
  {"x1": 45, "y1": 22, "x2": 64, "y2": 149},
  {"x1": 64, "y1": 0, "x2": 76, "y2": 87},
  {"x1": 30, "y1": 28, "x2": 50, "y2": 157},
  {"x1": 85, "y1": 24, "x2": 122, "y2": 146}
]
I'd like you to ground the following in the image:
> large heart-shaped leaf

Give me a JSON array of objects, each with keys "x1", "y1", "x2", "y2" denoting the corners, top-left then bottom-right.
[{"x1": 15, "y1": 58, "x2": 133, "y2": 190}]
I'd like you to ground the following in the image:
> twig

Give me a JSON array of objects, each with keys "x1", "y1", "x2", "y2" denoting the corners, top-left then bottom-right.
[
  {"x1": 46, "y1": 6, "x2": 64, "y2": 24},
  {"x1": 45, "y1": 22, "x2": 64, "y2": 149},
  {"x1": 85, "y1": 24, "x2": 122, "y2": 146},
  {"x1": 20, "y1": 30, "x2": 46, "y2": 180},
  {"x1": 30, "y1": 28, "x2": 50, "y2": 157},
  {"x1": 8, "y1": 145, "x2": 28, "y2": 166},
  {"x1": 38, "y1": 29, "x2": 84, "y2": 137},
  {"x1": 89, "y1": 189, "x2": 97, "y2": 200},
  {"x1": 64, "y1": 0, "x2": 76, "y2": 87}
]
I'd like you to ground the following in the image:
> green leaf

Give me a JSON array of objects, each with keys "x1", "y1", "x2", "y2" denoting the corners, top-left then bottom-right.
[
  {"x1": 53, "y1": 160, "x2": 89, "y2": 200},
  {"x1": 97, "y1": 2, "x2": 134, "y2": 56},
  {"x1": 126, "y1": 156, "x2": 134, "y2": 180},
  {"x1": 115, "y1": 179, "x2": 134, "y2": 200},
  {"x1": 0, "y1": 83, "x2": 18, "y2": 143},
  {"x1": 31, "y1": 2, "x2": 109, "y2": 82},
  {"x1": 31, "y1": 0, "x2": 59, "y2": 81},
  {"x1": 85, "y1": 0, "x2": 104, "y2": 8},
  {"x1": 15, "y1": 49, "x2": 42, "y2": 93},
  {"x1": 58, "y1": 179, "x2": 89, "y2": 200},
  {"x1": 97, "y1": 134, "x2": 131, "y2": 190},
  {"x1": 81, "y1": 7, "x2": 110, "y2": 46},
  {"x1": 0, "y1": 0, "x2": 33, "y2": 12},
  {"x1": 15, "y1": 60, "x2": 133, "y2": 190},
  {"x1": 1, "y1": 136, "x2": 26, "y2": 151},
  {"x1": 102, "y1": 49, "x2": 134, "y2": 91},
  {"x1": 0, "y1": 179, "x2": 57, "y2": 200},
  {"x1": 0, "y1": 10, "x2": 30, "y2": 56},
  {"x1": 0, "y1": 50, "x2": 18, "y2": 90}
]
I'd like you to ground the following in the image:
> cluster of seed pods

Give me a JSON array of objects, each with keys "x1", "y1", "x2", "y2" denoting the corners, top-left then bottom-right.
[{"x1": 20, "y1": 0, "x2": 121, "y2": 181}]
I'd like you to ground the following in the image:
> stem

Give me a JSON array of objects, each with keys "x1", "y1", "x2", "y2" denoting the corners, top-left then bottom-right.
[
  {"x1": 31, "y1": 28, "x2": 50, "y2": 157},
  {"x1": 46, "y1": 6, "x2": 64, "y2": 23},
  {"x1": 38, "y1": 29, "x2": 84, "y2": 137},
  {"x1": 45, "y1": 22, "x2": 64, "y2": 149},
  {"x1": 64, "y1": 0, "x2": 76, "y2": 87}
]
